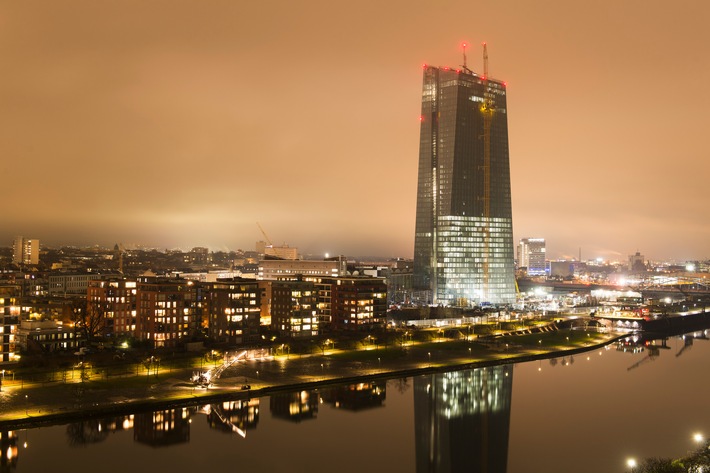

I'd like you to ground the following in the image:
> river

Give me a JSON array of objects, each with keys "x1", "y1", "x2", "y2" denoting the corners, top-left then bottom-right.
[{"x1": 5, "y1": 328, "x2": 710, "y2": 473}]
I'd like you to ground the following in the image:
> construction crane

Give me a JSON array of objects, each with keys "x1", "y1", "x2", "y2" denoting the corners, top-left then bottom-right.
[
  {"x1": 460, "y1": 42, "x2": 473, "y2": 74},
  {"x1": 480, "y1": 42, "x2": 494, "y2": 301},
  {"x1": 256, "y1": 222, "x2": 274, "y2": 248},
  {"x1": 626, "y1": 346, "x2": 659, "y2": 371},
  {"x1": 676, "y1": 336, "x2": 694, "y2": 358}
]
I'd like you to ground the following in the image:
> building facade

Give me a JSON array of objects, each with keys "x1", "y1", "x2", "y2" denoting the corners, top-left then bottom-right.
[
  {"x1": 136, "y1": 277, "x2": 203, "y2": 349},
  {"x1": 258, "y1": 256, "x2": 347, "y2": 281},
  {"x1": 270, "y1": 280, "x2": 318, "y2": 339},
  {"x1": 12, "y1": 237, "x2": 39, "y2": 266},
  {"x1": 17, "y1": 320, "x2": 78, "y2": 353},
  {"x1": 87, "y1": 279, "x2": 137, "y2": 338},
  {"x1": 413, "y1": 60, "x2": 516, "y2": 306},
  {"x1": 518, "y1": 238, "x2": 546, "y2": 276},
  {"x1": 206, "y1": 278, "x2": 262, "y2": 345},
  {"x1": 0, "y1": 285, "x2": 19, "y2": 363},
  {"x1": 330, "y1": 277, "x2": 387, "y2": 330},
  {"x1": 49, "y1": 272, "x2": 115, "y2": 296}
]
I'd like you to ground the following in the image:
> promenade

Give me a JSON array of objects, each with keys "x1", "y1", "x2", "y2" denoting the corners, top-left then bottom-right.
[{"x1": 0, "y1": 325, "x2": 625, "y2": 428}]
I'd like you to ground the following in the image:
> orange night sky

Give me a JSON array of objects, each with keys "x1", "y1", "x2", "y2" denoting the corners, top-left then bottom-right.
[{"x1": 2, "y1": 0, "x2": 709, "y2": 261}]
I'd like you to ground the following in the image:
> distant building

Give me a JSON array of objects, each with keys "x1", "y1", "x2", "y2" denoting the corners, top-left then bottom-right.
[
  {"x1": 256, "y1": 241, "x2": 299, "y2": 260},
  {"x1": 12, "y1": 237, "x2": 39, "y2": 266},
  {"x1": 383, "y1": 259, "x2": 413, "y2": 305},
  {"x1": 136, "y1": 277, "x2": 203, "y2": 349},
  {"x1": 518, "y1": 238, "x2": 546, "y2": 276},
  {"x1": 206, "y1": 278, "x2": 262, "y2": 345},
  {"x1": 549, "y1": 261, "x2": 575, "y2": 278},
  {"x1": 629, "y1": 251, "x2": 646, "y2": 272},
  {"x1": 187, "y1": 247, "x2": 211, "y2": 266},
  {"x1": 50, "y1": 272, "x2": 117, "y2": 296},
  {"x1": 258, "y1": 256, "x2": 347, "y2": 281}
]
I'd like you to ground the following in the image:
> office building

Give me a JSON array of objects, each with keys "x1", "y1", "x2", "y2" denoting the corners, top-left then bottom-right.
[
  {"x1": 518, "y1": 238, "x2": 546, "y2": 276},
  {"x1": 413, "y1": 54, "x2": 516, "y2": 306}
]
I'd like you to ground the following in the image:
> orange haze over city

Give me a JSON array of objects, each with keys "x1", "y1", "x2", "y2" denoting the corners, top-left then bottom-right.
[{"x1": 2, "y1": 0, "x2": 709, "y2": 261}]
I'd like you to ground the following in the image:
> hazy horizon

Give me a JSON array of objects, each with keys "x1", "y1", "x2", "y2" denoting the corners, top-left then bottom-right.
[{"x1": 3, "y1": 1, "x2": 709, "y2": 262}]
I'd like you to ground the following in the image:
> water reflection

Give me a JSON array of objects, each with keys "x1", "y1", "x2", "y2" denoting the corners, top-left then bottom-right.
[
  {"x1": 414, "y1": 365, "x2": 513, "y2": 473},
  {"x1": 133, "y1": 408, "x2": 192, "y2": 447},
  {"x1": 615, "y1": 329, "x2": 710, "y2": 370},
  {"x1": 66, "y1": 419, "x2": 109, "y2": 446},
  {"x1": 20, "y1": 325, "x2": 710, "y2": 473},
  {"x1": 0, "y1": 431, "x2": 18, "y2": 472},
  {"x1": 321, "y1": 381, "x2": 386, "y2": 411},
  {"x1": 270, "y1": 390, "x2": 319, "y2": 422},
  {"x1": 205, "y1": 399, "x2": 260, "y2": 437}
]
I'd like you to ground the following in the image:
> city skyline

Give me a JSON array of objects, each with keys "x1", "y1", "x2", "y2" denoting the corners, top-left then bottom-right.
[{"x1": 2, "y1": 1, "x2": 710, "y2": 261}]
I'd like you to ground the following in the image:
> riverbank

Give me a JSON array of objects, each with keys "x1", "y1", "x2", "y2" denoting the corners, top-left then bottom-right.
[{"x1": 0, "y1": 328, "x2": 626, "y2": 429}]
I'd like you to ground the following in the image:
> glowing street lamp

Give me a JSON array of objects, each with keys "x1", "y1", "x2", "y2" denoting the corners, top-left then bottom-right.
[
  {"x1": 626, "y1": 458, "x2": 637, "y2": 471},
  {"x1": 693, "y1": 432, "x2": 704, "y2": 443}
]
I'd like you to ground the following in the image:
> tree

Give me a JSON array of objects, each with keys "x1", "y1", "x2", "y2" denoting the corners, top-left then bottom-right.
[{"x1": 70, "y1": 298, "x2": 107, "y2": 343}]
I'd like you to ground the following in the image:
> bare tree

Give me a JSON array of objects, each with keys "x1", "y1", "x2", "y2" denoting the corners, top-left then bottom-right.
[{"x1": 70, "y1": 298, "x2": 106, "y2": 343}]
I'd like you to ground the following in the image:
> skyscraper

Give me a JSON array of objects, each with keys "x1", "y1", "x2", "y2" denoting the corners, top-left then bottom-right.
[
  {"x1": 518, "y1": 237, "x2": 546, "y2": 276},
  {"x1": 413, "y1": 50, "x2": 516, "y2": 305}
]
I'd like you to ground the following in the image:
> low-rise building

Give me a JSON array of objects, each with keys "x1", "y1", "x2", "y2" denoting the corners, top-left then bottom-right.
[
  {"x1": 17, "y1": 319, "x2": 78, "y2": 353},
  {"x1": 258, "y1": 256, "x2": 347, "y2": 281}
]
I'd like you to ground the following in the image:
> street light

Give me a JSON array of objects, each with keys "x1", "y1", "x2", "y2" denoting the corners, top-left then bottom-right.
[
  {"x1": 626, "y1": 458, "x2": 637, "y2": 471},
  {"x1": 427, "y1": 352, "x2": 431, "y2": 366}
]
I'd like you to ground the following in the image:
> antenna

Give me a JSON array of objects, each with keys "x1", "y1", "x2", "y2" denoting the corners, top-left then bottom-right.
[
  {"x1": 461, "y1": 42, "x2": 472, "y2": 73},
  {"x1": 482, "y1": 41, "x2": 489, "y2": 79}
]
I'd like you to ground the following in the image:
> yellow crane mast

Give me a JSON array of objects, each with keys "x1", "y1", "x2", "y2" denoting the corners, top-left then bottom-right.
[{"x1": 480, "y1": 42, "x2": 494, "y2": 301}]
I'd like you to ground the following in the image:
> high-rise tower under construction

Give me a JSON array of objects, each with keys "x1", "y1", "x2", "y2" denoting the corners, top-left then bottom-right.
[{"x1": 413, "y1": 47, "x2": 516, "y2": 305}]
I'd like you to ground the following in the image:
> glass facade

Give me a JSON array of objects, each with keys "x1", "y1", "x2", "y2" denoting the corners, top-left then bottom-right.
[{"x1": 414, "y1": 65, "x2": 516, "y2": 305}]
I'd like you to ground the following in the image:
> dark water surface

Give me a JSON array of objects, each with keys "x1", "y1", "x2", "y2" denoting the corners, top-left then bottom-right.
[{"x1": 6, "y1": 330, "x2": 710, "y2": 473}]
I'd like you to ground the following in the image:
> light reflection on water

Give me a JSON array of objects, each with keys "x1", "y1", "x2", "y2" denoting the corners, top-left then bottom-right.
[{"x1": 7, "y1": 328, "x2": 710, "y2": 473}]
